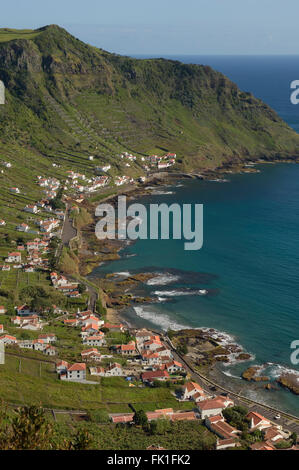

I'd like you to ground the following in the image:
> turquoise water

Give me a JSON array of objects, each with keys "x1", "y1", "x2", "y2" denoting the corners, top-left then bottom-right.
[{"x1": 92, "y1": 56, "x2": 299, "y2": 414}]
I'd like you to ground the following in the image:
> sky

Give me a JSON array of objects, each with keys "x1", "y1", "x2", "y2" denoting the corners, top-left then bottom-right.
[{"x1": 1, "y1": 0, "x2": 299, "y2": 55}]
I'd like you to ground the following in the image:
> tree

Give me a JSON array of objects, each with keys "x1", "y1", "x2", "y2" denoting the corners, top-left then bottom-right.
[
  {"x1": 223, "y1": 406, "x2": 249, "y2": 431},
  {"x1": 177, "y1": 341, "x2": 188, "y2": 355},
  {"x1": 78, "y1": 283, "x2": 86, "y2": 294},
  {"x1": 10, "y1": 406, "x2": 53, "y2": 450},
  {"x1": 133, "y1": 410, "x2": 148, "y2": 427},
  {"x1": 290, "y1": 432, "x2": 297, "y2": 446},
  {"x1": 150, "y1": 418, "x2": 171, "y2": 435},
  {"x1": 69, "y1": 428, "x2": 92, "y2": 450}
]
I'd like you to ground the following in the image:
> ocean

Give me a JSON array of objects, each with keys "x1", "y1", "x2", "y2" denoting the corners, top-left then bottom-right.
[{"x1": 92, "y1": 56, "x2": 299, "y2": 415}]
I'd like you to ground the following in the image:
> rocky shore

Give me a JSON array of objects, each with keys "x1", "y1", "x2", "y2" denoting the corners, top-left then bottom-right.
[{"x1": 65, "y1": 160, "x2": 299, "y2": 403}]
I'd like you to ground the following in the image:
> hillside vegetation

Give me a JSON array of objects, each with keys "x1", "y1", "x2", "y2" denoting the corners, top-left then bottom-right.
[{"x1": 0, "y1": 24, "x2": 298, "y2": 179}]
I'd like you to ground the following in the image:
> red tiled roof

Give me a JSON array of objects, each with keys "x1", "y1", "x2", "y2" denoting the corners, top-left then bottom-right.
[{"x1": 68, "y1": 363, "x2": 86, "y2": 371}]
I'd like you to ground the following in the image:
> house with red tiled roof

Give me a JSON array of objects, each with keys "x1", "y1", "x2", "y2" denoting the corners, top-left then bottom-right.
[
  {"x1": 104, "y1": 362, "x2": 123, "y2": 377},
  {"x1": 81, "y1": 348, "x2": 102, "y2": 362},
  {"x1": 216, "y1": 438, "x2": 239, "y2": 450},
  {"x1": 5, "y1": 252, "x2": 22, "y2": 263},
  {"x1": 197, "y1": 396, "x2": 234, "y2": 419},
  {"x1": 143, "y1": 339, "x2": 162, "y2": 352},
  {"x1": 81, "y1": 322, "x2": 99, "y2": 333},
  {"x1": 0, "y1": 334, "x2": 17, "y2": 344},
  {"x1": 56, "y1": 360, "x2": 69, "y2": 373},
  {"x1": 83, "y1": 333, "x2": 105, "y2": 347},
  {"x1": 207, "y1": 419, "x2": 240, "y2": 440},
  {"x1": 110, "y1": 413, "x2": 134, "y2": 424},
  {"x1": 16, "y1": 305, "x2": 33, "y2": 316},
  {"x1": 165, "y1": 360, "x2": 184, "y2": 374},
  {"x1": 141, "y1": 351, "x2": 161, "y2": 365},
  {"x1": 38, "y1": 334, "x2": 57, "y2": 343},
  {"x1": 246, "y1": 411, "x2": 272, "y2": 431},
  {"x1": 0, "y1": 306, "x2": 7, "y2": 314},
  {"x1": 141, "y1": 370, "x2": 170, "y2": 384},
  {"x1": 182, "y1": 381, "x2": 207, "y2": 401},
  {"x1": 43, "y1": 345, "x2": 56, "y2": 356},
  {"x1": 103, "y1": 323, "x2": 125, "y2": 332},
  {"x1": 250, "y1": 441, "x2": 275, "y2": 451},
  {"x1": 0, "y1": 325, "x2": 3, "y2": 334},
  {"x1": 115, "y1": 341, "x2": 136, "y2": 355},
  {"x1": 60, "y1": 363, "x2": 86, "y2": 381},
  {"x1": 263, "y1": 426, "x2": 285, "y2": 443}
]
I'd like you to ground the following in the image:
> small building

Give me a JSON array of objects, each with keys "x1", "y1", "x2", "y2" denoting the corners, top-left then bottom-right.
[
  {"x1": 0, "y1": 306, "x2": 7, "y2": 314},
  {"x1": 81, "y1": 348, "x2": 102, "y2": 362},
  {"x1": 115, "y1": 342, "x2": 136, "y2": 356},
  {"x1": 43, "y1": 345, "x2": 56, "y2": 356},
  {"x1": 246, "y1": 411, "x2": 272, "y2": 431},
  {"x1": 84, "y1": 334, "x2": 105, "y2": 347},
  {"x1": 56, "y1": 360, "x2": 69, "y2": 373},
  {"x1": 5, "y1": 252, "x2": 22, "y2": 263},
  {"x1": 197, "y1": 396, "x2": 234, "y2": 420},
  {"x1": 105, "y1": 362, "x2": 123, "y2": 376},
  {"x1": 16, "y1": 305, "x2": 33, "y2": 317},
  {"x1": 165, "y1": 360, "x2": 184, "y2": 374},
  {"x1": 141, "y1": 370, "x2": 170, "y2": 384},
  {"x1": 16, "y1": 224, "x2": 29, "y2": 232},
  {"x1": 10, "y1": 187, "x2": 20, "y2": 194},
  {"x1": 60, "y1": 363, "x2": 86, "y2": 381},
  {"x1": 183, "y1": 381, "x2": 206, "y2": 401},
  {"x1": 38, "y1": 334, "x2": 57, "y2": 343},
  {"x1": 0, "y1": 334, "x2": 17, "y2": 345}
]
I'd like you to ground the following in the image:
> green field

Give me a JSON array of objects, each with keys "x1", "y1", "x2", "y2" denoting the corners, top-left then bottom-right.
[
  {"x1": 0, "y1": 28, "x2": 41, "y2": 43},
  {"x1": 0, "y1": 355, "x2": 190, "y2": 413}
]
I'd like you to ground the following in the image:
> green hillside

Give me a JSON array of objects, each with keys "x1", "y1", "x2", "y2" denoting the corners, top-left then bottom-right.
[{"x1": 0, "y1": 24, "x2": 298, "y2": 177}]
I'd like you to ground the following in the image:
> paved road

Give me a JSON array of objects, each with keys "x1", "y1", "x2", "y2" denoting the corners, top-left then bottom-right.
[
  {"x1": 61, "y1": 206, "x2": 77, "y2": 246},
  {"x1": 59, "y1": 206, "x2": 98, "y2": 312}
]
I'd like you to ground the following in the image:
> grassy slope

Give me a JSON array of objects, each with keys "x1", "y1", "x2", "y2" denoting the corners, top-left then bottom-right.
[{"x1": 0, "y1": 24, "x2": 298, "y2": 175}]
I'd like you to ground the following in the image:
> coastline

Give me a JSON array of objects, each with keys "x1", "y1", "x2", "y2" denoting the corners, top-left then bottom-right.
[{"x1": 78, "y1": 159, "x2": 299, "y2": 415}]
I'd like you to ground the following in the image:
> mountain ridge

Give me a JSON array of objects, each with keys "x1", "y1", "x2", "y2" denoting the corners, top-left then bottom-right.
[{"x1": 0, "y1": 24, "x2": 299, "y2": 173}]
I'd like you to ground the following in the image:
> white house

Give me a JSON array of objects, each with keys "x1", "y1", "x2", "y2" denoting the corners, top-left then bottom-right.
[
  {"x1": 15, "y1": 305, "x2": 34, "y2": 317},
  {"x1": 81, "y1": 348, "x2": 102, "y2": 362},
  {"x1": 24, "y1": 204, "x2": 38, "y2": 214},
  {"x1": 5, "y1": 252, "x2": 22, "y2": 263},
  {"x1": 38, "y1": 334, "x2": 57, "y2": 344},
  {"x1": 165, "y1": 360, "x2": 184, "y2": 374},
  {"x1": 105, "y1": 363, "x2": 123, "y2": 376},
  {"x1": 60, "y1": 363, "x2": 86, "y2": 381},
  {"x1": 16, "y1": 224, "x2": 29, "y2": 232},
  {"x1": 197, "y1": 396, "x2": 234, "y2": 420},
  {"x1": 83, "y1": 334, "x2": 105, "y2": 347},
  {"x1": 246, "y1": 412, "x2": 272, "y2": 431},
  {"x1": 43, "y1": 345, "x2": 56, "y2": 356},
  {"x1": 56, "y1": 360, "x2": 69, "y2": 373},
  {"x1": 183, "y1": 381, "x2": 207, "y2": 401},
  {"x1": 10, "y1": 187, "x2": 20, "y2": 194},
  {"x1": 0, "y1": 335, "x2": 17, "y2": 345}
]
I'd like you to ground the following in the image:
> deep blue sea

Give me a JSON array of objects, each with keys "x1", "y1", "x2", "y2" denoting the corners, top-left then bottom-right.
[{"x1": 93, "y1": 56, "x2": 299, "y2": 415}]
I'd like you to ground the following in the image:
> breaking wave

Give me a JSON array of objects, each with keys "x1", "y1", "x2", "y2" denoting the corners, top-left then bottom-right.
[
  {"x1": 146, "y1": 273, "x2": 180, "y2": 286},
  {"x1": 153, "y1": 288, "x2": 208, "y2": 297},
  {"x1": 133, "y1": 306, "x2": 190, "y2": 331}
]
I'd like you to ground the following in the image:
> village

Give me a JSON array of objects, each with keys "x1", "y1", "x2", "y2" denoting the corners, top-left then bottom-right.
[
  {"x1": 0, "y1": 304, "x2": 297, "y2": 450},
  {"x1": 0, "y1": 150, "x2": 298, "y2": 451}
]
